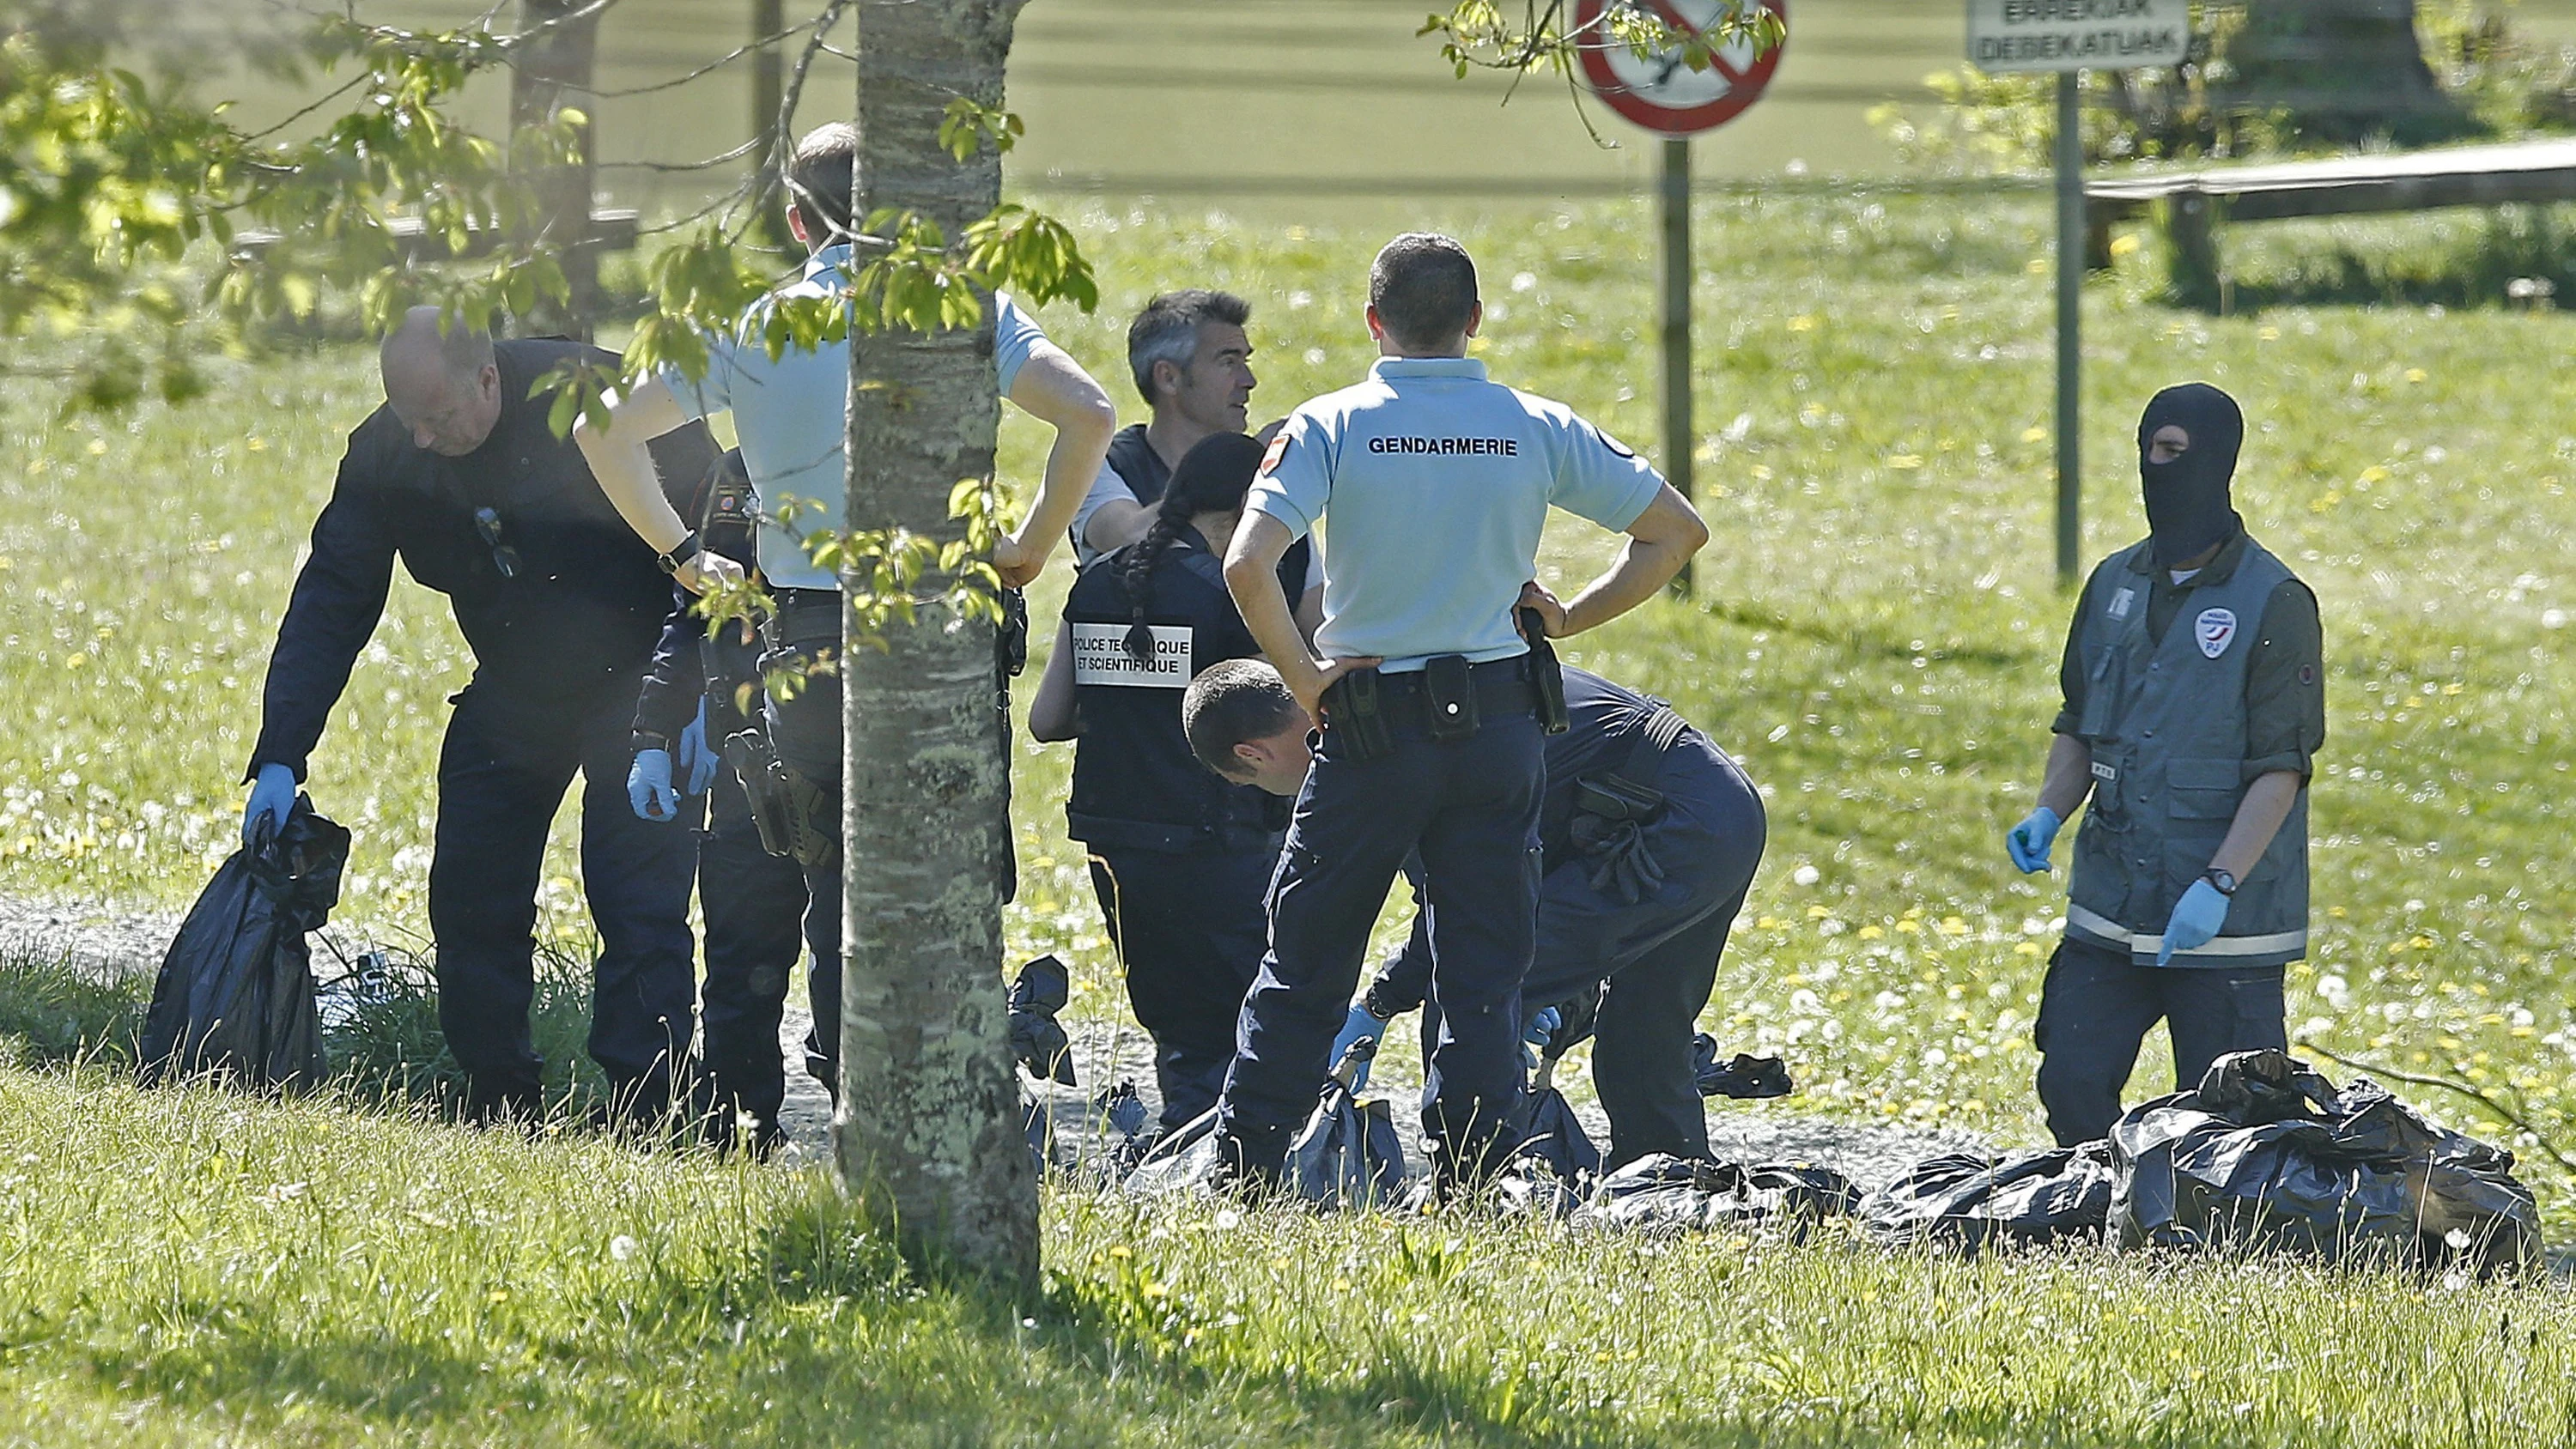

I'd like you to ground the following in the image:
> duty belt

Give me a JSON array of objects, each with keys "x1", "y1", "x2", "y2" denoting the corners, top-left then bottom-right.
[{"x1": 1367, "y1": 658, "x2": 1540, "y2": 735}]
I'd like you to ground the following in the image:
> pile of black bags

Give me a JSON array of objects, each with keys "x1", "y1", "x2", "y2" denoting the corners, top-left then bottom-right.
[
  {"x1": 1865, "y1": 1050, "x2": 2538, "y2": 1268},
  {"x1": 1097, "y1": 1042, "x2": 2537, "y2": 1273},
  {"x1": 1862, "y1": 1143, "x2": 2118, "y2": 1251},
  {"x1": 1571, "y1": 1154, "x2": 1859, "y2": 1237},
  {"x1": 2107, "y1": 1048, "x2": 2538, "y2": 1269}
]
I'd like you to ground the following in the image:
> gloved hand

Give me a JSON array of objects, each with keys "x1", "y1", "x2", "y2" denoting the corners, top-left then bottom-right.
[
  {"x1": 2158, "y1": 879, "x2": 2231, "y2": 966},
  {"x1": 629, "y1": 749, "x2": 680, "y2": 823},
  {"x1": 1521, "y1": 1004, "x2": 1564, "y2": 1072},
  {"x1": 241, "y1": 763, "x2": 297, "y2": 847},
  {"x1": 1569, "y1": 814, "x2": 1666, "y2": 904},
  {"x1": 675, "y1": 700, "x2": 719, "y2": 797},
  {"x1": 1331, "y1": 1003, "x2": 1388, "y2": 1092},
  {"x1": 2006, "y1": 805, "x2": 2061, "y2": 874}
]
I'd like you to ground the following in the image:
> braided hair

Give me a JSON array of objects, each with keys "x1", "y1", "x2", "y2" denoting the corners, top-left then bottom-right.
[{"x1": 1121, "y1": 431, "x2": 1267, "y2": 662}]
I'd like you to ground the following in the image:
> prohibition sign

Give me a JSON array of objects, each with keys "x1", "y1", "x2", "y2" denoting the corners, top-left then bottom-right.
[{"x1": 1574, "y1": 0, "x2": 1786, "y2": 136}]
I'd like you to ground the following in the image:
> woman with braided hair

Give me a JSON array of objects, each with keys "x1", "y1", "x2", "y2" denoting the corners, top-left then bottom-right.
[{"x1": 1030, "y1": 430, "x2": 1320, "y2": 1134}]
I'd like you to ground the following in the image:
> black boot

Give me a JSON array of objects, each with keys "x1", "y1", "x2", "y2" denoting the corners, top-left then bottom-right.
[{"x1": 462, "y1": 1071, "x2": 544, "y2": 1130}]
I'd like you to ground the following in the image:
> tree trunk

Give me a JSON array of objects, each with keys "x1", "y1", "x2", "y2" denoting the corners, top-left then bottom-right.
[
  {"x1": 748, "y1": 0, "x2": 793, "y2": 255},
  {"x1": 510, "y1": 0, "x2": 601, "y2": 336},
  {"x1": 838, "y1": 0, "x2": 1036, "y2": 1287},
  {"x1": 2227, "y1": 0, "x2": 2470, "y2": 145}
]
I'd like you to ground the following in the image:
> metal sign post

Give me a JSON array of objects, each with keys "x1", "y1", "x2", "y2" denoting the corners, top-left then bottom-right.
[
  {"x1": 2054, "y1": 75, "x2": 2082, "y2": 588},
  {"x1": 1575, "y1": 0, "x2": 1786, "y2": 596},
  {"x1": 1662, "y1": 135, "x2": 1693, "y2": 592},
  {"x1": 1965, "y1": 0, "x2": 2187, "y2": 587}
]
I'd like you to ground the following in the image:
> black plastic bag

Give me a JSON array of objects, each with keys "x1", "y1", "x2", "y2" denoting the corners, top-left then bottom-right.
[
  {"x1": 1863, "y1": 1142, "x2": 2117, "y2": 1251},
  {"x1": 1287, "y1": 1035, "x2": 1407, "y2": 1209},
  {"x1": 1007, "y1": 955, "x2": 1076, "y2": 1086},
  {"x1": 1507, "y1": 1044, "x2": 1603, "y2": 1185},
  {"x1": 1692, "y1": 1033, "x2": 1793, "y2": 1099},
  {"x1": 138, "y1": 798, "x2": 348, "y2": 1092},
  {"x1": 1121, "y1": 1103, "x2": 1224, "y2": 1197},
  {"x1": 2109, "y1": 1049, "x2": 2538, "y2": 1269},
  {"x1": 1573, "y1": 1152, "x2": 1858, "y2": 1237},
  {"x1": 1123, "y1": 1037, "x2": 1406, "y2": 1208}
]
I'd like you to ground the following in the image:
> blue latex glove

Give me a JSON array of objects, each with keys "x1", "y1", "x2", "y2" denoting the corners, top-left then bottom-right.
[
  {"x1": 2158, "y1": 879, "x2": 2232, "y2": 966},
  {"x1": 1332, "y1": 1003, "x2": 1387, "y2": 1092},
  {"x1": 2006, "y1": 805, "x2": 2061, "y2": 874},
  {"x1": 1521, "y1": 1004, "x2": 1563, "y2": 1072},
  {"x1": 675, "y1": 700, "x2": 719, "y2": 797},
  {"x1": 241, "y1": 763, "x2": 297, "y2": 847},
  {"x1": 629, "y1": 749, "x2": 680, "y2": 823}
]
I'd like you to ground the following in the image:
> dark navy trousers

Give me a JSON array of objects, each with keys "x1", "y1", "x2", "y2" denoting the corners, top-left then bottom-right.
[
  {"x1": 762, "y1": 635, "x2": 844, "y2": 1094},
  {"x1": 1088, "y1": 843, "x2": 1273, "y2": 1133},
  {"x1": 695, "y1": 766, "x2": 835, "y2": 1135},
  {"x1": 1394, "y1": 729, "x2": 1767, "y2": 1167},
  {"x1": 2033, "y1": 937, "x2": 2287, "y2": 1145},
  {"x1": 1219, "y1": 709, "x2": 1546, "y2": 1178},
  {"x1": 429, "y1": 676, "x2": 699, "y2": 1117}
]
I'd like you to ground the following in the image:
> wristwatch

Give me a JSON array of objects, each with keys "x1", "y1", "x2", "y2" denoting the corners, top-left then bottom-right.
[
  {"x1": 2202, "y1": 867, "x2": 2239, "y2": 897},
  {"x1": 656, "y1": 530, "x2": 702, "y2": 576}
]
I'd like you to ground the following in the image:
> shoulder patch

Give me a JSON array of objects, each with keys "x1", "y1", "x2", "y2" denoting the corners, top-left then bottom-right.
[
  {"x1": 1257, "y1": 429, "x2": 1291, "y2": 478},
  {"x1": 1592, "y1": 423, "x2": 1637, "y2": 460},
  {"x1": 2195, "y1": 607, "x2": 2237, "y2": 659}
]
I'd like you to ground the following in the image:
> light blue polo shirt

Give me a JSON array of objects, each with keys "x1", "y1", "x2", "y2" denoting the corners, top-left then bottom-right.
[
  {"x1": 1245, "y1": 356, "x2": 1662, "y2": 671},
  {"x1": 665, "y1": 252, "x2": 1053, "y2": 591}
]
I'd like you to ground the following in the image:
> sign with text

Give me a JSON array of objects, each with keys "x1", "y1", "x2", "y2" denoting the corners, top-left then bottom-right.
[
  {"x1": 1069, "y1": 622, "x2": 1193, "y2": 688},
  {"x1": 1966, "y1": 0, "x2": 2186, "y2": 74}
]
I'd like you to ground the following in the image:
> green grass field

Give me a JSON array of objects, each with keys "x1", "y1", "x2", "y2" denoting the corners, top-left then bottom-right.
[{"x1": 9, "y1": 191, "x2": 2576, "y2": 1442}]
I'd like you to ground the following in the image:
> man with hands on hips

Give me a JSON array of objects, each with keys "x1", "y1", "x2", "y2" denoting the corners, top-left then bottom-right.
[{"x1": 2007, "y1": 382, "x2": 2325, "y2": 1147}]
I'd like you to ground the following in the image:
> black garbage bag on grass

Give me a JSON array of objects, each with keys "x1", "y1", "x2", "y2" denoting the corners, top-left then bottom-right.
[
  {"x1": 1571, "y1": 1152, "x2": 1859, "y2": 1237},
  {"x1": 1288, "y1": 1036, "x2": 1407, "y2": 1209},
  {"x1": 1692, "y1": 1034, "x2": 1793, "y2": 1099},
  {"x1": 1123, "y1": 1036, "x2": 1406, "y2": 1208},
  {"x1": 2108, "y1": 1049, "x2": 2538, "y2": 1270},
  {"x1": 1507, "y1": 1037, "x2": 1603, "y2": 1186},
  {"x1": 138, "y1": 798, "x2": 348, "y2": 1092},
  {"x1": 1007, "y1": 955, "x2": 1077, "y2": 1086},
  {"x1": 1862, "y1": 1142, "x2": 2117, "y2": 1251}
]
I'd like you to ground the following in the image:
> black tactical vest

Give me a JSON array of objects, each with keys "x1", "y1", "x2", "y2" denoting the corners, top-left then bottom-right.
[{"x1": 1062, "y1": 534, "x2": 1288, "y2": 852}]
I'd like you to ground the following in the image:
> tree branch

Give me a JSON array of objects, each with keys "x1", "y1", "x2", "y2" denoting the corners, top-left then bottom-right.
[
  {"x1": 591, "y1": 17, "x2": 823, "y2": 99},
  {"x1": 2300, "y1": 1041, "x2": 2576, "y2": 1179}
]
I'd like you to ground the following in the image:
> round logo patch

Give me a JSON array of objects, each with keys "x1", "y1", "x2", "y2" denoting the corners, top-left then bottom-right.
[{"x1": 2195, "y1": 608, "x2": 2238, "y2": 659}]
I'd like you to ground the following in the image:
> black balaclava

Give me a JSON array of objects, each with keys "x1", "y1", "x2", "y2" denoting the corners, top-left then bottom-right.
[{"x1": 2136, "y1": 381, "x2": 2244, "y2": 569}]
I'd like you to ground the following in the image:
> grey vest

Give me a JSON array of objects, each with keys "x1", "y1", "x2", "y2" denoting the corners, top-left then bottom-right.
[{"x1": 2064, "y1": 537, "x2": 2310, "y2": 967}]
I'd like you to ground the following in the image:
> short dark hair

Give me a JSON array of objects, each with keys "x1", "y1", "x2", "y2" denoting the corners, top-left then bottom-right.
[
  {"x1": 1127, "y1": 289, "x2": 1251, "y2": 403},
  {"x1": 787, "y1": 123, "x2": 859, "y2": 244},
  {"x1": 1182, "y1": 658, "x2": 1303, "y2": 779},
  {"x1": 1368, "y1": 233, "x2": 1478, "y2": 352}
]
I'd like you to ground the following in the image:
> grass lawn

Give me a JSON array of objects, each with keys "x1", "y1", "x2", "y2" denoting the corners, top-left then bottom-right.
[
  {"x1": 6, "y1": 191, "x2": 2576, "y2": 1441},
  {"x1": 0, "y1": 1064, "x2": 2569, "y2": 1447}
]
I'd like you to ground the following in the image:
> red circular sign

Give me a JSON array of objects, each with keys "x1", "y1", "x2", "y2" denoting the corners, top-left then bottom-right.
[{"x1": 1573, "y1": 0, "x2": 1787, "y2": 136}]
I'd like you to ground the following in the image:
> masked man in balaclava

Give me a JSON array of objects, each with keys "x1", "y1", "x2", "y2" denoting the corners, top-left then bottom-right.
[{"x1": 2002, "y1": 383, "x2": 2326, "y2": 1145}]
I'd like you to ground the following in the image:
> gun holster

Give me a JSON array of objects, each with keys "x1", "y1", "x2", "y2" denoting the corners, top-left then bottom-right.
[
  {"x1": 1575, "y1": 773, "x2": 1667, "y2": 825},
  {"x1": 1321, "y1": 668, "x2": 1394, "y2": 762},
  {"x1": 723, "y1": 727, "x2": 837, "y2": 870},
  {"x1": 1516, "y1": 607, "x2": 1571, "y2": 736}
]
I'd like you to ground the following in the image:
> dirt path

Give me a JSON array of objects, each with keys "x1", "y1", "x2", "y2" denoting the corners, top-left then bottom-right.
[{"x1": 2, "y1": 896, "x2": 1989, "y2": 1188}]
